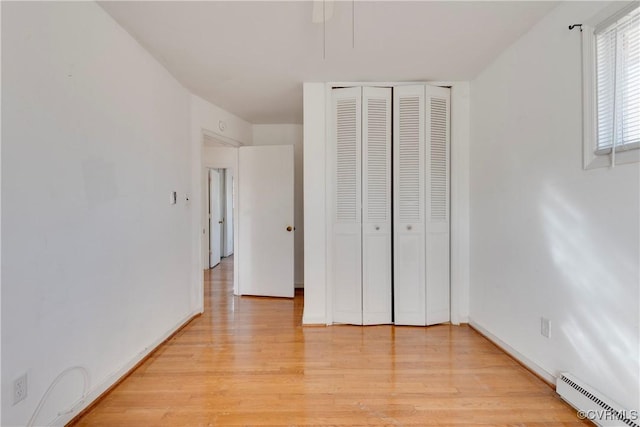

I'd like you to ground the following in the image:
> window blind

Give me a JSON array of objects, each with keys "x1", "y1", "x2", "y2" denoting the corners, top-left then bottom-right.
[{"x1": 595, "y1": 5, "x2": 640, "y2": 153}]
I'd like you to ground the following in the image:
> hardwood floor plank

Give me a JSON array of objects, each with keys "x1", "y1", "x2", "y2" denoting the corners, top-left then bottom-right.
[{"x1": 71, "y1": 256, "x2": 587, "y2": 426}]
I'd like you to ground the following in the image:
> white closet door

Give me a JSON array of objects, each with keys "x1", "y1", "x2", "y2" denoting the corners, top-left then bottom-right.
[
  {"x1": 393, "y1": 85, "x2": 426, "y2": 326},
  {"x1": 331, "y1": 87, "x2": 363, "y2": 324},
  {"x1": 425, "y1": 86, "x2": 451, "y2": 325},
  {"x1": 362, "y1": 87, "x2": 392, "y2": 325}
]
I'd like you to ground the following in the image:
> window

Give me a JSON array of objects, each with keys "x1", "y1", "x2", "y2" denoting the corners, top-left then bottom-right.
[{"x1": 583, "y1": 3, "x2": 640, "y2": 169}]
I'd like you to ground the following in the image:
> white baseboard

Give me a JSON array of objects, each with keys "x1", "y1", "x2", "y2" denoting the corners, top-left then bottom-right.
[
  {"x1": 50, "y1": 310, "x2": 200, "y2": 426},
  {"x1": 302, "y1": 315, "x2": 327, "y2": 325},
  {"x1": 468, "y1": 318, "x2": 556, "y2": 385}
]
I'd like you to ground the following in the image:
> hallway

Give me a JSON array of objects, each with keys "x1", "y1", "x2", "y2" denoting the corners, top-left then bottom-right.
[{"x1": 73, "y1": 256, "x2": 585, "y2": 426}]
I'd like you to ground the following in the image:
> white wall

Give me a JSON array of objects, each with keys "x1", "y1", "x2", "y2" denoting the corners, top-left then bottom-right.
[
  {"x1": 449, "y1": 82, "x2": 471, "y2": 325},
  {"x1": 469, "y1": 1, "x2": 639, "y2": 412},
  {"x1": 252, "y1": 124, "x2": 304, "y2": 287},
  {"x1": 302, "y1": 83, "x2": 470, "y2": 324},
  {"x1": 190, "y1": 95, "x2": 252, "y2": 311},
  {"x1": 302, "y1": 83, "x2": 327, "y2": 323},
  {"x1": 2, "y1": 2, "x2": 193, "y2": 425}
]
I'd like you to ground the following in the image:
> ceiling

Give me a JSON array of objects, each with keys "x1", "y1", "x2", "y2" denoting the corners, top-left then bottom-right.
[{"x1": 100, "y1": 1, "x2": 558, "y2": 124}]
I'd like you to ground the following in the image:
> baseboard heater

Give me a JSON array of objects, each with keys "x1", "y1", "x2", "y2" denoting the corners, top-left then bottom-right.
[{"x1": 557, "y1": 373, "x2": 638, "y2": 427}]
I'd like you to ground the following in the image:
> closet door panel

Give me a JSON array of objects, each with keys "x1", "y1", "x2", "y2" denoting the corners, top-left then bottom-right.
[
  {"x1": 363, "y1": 232, "x2": 391, "y2": 324},
  {"x1": 362, "y1": 87, "x2": 392, "y2": 325},
  {"x1": 426, "y1": 233, "x2": 449, "y2": 324},
  {"x1": 331, "y1": 87, "x2": 363, "y2": 325},
  {"x1": 393, "y1": 85, "x2": 426, "y2": 326},
  {"x1": 425, "y1": 86, "x2": 451, "y2": 325},
  {"x1": 333, "y1": 227, "x2": 363, "y2": 323},
  {"x1": 395, "y1": 233, "x2": 426, "y2": 324}
]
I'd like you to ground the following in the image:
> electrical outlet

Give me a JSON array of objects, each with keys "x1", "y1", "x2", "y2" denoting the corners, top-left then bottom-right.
[
  {"x1": 13, "y1": 373, "x2": 27, "y2": 405},
  {"x1": 541, "y1": 317, "x2": 551, "y2": 338}
]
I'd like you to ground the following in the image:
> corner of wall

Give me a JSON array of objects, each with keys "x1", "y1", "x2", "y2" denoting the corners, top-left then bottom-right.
[
  {"x1": 302, "y1": 83, "x2": 328, "y2": 325},
  {"x1": 450, "y1": 81, "x2": 471, "y2": 325}
]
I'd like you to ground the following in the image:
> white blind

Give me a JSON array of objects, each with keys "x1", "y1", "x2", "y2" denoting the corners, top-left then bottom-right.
[{"x1": 595, "y1": 5, "x2": 640, "y2": 152}]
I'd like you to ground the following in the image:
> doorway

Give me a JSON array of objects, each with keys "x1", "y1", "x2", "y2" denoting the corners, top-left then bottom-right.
[
  {"x1": 207, "y1": 168, "x2": 234, "y2": 269},
  {"x1": 199, "y1": 135, "x2": 295, "y2": 301}
]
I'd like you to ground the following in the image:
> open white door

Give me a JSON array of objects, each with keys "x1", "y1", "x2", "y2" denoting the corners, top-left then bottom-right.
[
  {"x1": 209, "y1": 169, "x2": 222, "y2": 268},
  {"x1": 238, "y1": 145, "x2": 294, "y2": 298}
]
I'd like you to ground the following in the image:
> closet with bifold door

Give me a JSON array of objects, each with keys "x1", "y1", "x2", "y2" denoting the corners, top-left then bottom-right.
[
  {"x1": 329, "y1": 84, "x2": 450, "y2": 327},
  {"x1": 331, "y1": 86, "x2": 392, "y2": 325}
]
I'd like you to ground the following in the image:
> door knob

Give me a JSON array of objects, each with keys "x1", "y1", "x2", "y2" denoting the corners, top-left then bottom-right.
[
  {"x1": 286, "y1": 226, "x2": 293, "y2": 232},
  {"x1": 218, "y1": 220, "x2": 224, "y2": 224}
]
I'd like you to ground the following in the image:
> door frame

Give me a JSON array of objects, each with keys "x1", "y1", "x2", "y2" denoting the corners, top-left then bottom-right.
[
  {"x1": 201, "y1": 130, "x2": 241, "y2": 297},
  {"x1": 207, "y1": 168, "x2": 224, "y2": 269},
  {"x1": 323, "y1": 81, "x2": 467, "y2": 326},
  {"x1": 222, "y1": 169, "x2": 234, "y2": 258}
]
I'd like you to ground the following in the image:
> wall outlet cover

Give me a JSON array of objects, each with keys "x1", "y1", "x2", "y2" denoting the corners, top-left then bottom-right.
[
  {"x1": 541, "y1": 317, "x2": 551, "y2": 338},
  {"x1": 14, "y1": 373, "x2": 27, "y2": 405}
]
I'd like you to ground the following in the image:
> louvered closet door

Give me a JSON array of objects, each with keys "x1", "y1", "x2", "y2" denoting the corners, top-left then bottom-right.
[
  {"x1": 425, "y1": 86, "x2": 451, "y2": 325},
  {"x1": 362, "y1": 87, "x2": 392, "y2": 325},
  {"x1": 331, "y1": 87, "x2": 363, "y2": 325},
  {"x1": 393, "y1": 85, "x2": 426, "y2": 326}
]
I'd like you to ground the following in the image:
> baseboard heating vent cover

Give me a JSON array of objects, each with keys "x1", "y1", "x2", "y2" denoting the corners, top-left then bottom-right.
[{"x1": 557, "y1": 372, "x2": 638, "y2": 427}]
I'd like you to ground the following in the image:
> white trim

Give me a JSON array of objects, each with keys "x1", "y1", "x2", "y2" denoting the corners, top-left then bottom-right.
[
  {"x1": 582, "y1": 25, "x2": 599, "y2": 170},
  {"x1": 469, "y1": 319, "x2": 556, "y2": 385},
  {"x1": 449, "y1": 82, "x2": 470, "y2": 326},
  {"x1": 324, "y1": 81, "x2": 469, "y2": 326},
  {"x1": 595, "y1": 141, "x2": 640, "y2": 155},
  {"x1": 201, "y1": 129, "x2": 240, "y2": 297},
  {"x1": 594, "y1": 1, "x2": 639, "y2": 34},
  {"x1": 586, "y1": 150, "x2": 640, "y2": 169},
  {"x1": 49, "y1": 311, "x2": 200, "y2": 426},
  {"x1": 302, "y1": 316, "x2": 327, "y2": 325},
  {"x1": 202, "y1": 128, "x2": 244, "y2": 147},
  {"x1": 328, "y1": 81, "x2": 451, "y2": 88},
  {"x1": 302, "y1": 83, "x2": 328, "y2": 325},
  {"x1": 324, "y1": 82, "x2": 334, "y2": 326}
]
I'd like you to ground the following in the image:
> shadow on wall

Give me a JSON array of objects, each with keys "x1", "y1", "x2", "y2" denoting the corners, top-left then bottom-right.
[{"x1": 540, "y1": 183, "x2": 639, "y2": 406}]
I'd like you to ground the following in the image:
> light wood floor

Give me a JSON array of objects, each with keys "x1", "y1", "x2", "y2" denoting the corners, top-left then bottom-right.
[{"x1": 73, "y1": 256, "x2": 587, "y2": 426}]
